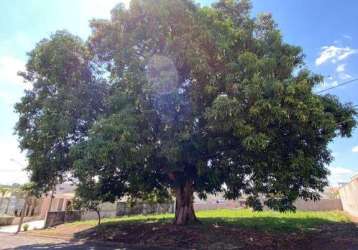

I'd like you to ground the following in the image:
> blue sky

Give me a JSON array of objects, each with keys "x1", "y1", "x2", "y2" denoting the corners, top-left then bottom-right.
[{"x1": 0, "y1": 0, "x2": 357, "y2": 185}]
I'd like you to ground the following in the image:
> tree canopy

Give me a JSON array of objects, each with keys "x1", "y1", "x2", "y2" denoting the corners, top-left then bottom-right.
[
  {"x1": 15, "y1": 31, "x2": 107, "y2": 192},
  {"x1": 15, "y1": 0, "x2": 356, "y2": 225}
]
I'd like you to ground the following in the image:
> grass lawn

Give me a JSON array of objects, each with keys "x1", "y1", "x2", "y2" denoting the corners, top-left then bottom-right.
[
  {"x1": 70, "y1": 208, "x2": 350, "y2": 232},
  {"x1": 28, "y1": 209, "x2": 358, "y2": 249}
]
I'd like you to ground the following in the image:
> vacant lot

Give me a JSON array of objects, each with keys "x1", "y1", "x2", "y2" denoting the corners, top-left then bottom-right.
[{"x1": 27, "y1": 209, "x2": 358, "y2": 250}]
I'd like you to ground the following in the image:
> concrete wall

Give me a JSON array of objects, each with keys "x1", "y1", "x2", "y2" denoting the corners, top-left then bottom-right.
[
  {"x1": 44, "y1": 202, "x2": 174, "y2": 227},
  {"x1": 194, "y1": 199, "x2": 245, "y2": 211},
  {"x1": 82, "y1": 202, "x2": 174, "y2": 220},
  {"x1": 193, "y1": 193, "x2": 246, "y2": 211},
  {"x1": 294, "y1": 198, "x2": 342, "y2": 211},
  {"x1": 81, "y1": 202, "x2": 117, "y2": 220},
  {"x1": 45, "y1": 211, "x2": 65, "y2": 227},
  {"x1": 116, "y1": 202, "x2": 174, "y2": 216},
  {"x1": 45, "y1": 211, "x2": 81, "y2": 228},
  {"x1": 193, "y1": 193, "x2": 342, "y2": 212},
  {"x1": 339, "y1": 178, "x2": 358, "y2": 217}
]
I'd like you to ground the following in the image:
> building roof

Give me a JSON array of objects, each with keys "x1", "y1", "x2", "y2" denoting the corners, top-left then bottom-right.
[{"x1": 55, "y1": 182, "x2": 76, "y2": 194}]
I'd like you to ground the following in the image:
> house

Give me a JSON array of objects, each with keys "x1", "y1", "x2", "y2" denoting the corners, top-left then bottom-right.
[{"x1": 39, "y1": 182, "x2": 76, "y2": 219}]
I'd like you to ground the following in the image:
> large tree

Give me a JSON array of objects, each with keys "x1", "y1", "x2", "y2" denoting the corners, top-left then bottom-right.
[
  {"x1": 16, "y1": 0, "x2": 356, "y2": 225},
  {"x1": 71, "y1": 0, "x2": 356, "y2": 225},
  {"x1": 15, "y1": 31, "x2": 107, "y2": 193}
]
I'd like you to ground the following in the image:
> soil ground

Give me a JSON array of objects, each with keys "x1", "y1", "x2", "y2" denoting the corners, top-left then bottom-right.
[
  {"x1": 22, "y1": 209, "x2": 358, "y2": 250},
  {"x1": 23, "y1": 221, "x2": 358, "y2": 250}
]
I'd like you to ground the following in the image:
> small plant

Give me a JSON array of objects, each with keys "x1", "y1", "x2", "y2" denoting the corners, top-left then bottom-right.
[{"x1": 23, "y1": 224, "x2": 29, "y2": 231}]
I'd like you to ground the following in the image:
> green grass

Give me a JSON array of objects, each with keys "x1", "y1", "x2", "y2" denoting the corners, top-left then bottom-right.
[
  {"x1": 197, "y1": 209, "x2": 350, "y2": 231},
  {"x1": 69, "y1": 212, "x2": 174, "y2": 227},
  {"x1": 68, "y1": 209, "x2": 351, "y2": 232}
]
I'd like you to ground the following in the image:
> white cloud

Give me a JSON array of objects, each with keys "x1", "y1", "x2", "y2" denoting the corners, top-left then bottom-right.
[
  {"x1": 0, "y1": 55, "x2": 25, "y2": 86},
  {"x1": 329, "y1": 80, "x2": 338, "y2": 87},
  {"x1": 316, "y1": 80, "x2": 338, "y2": 91},
  {"x1": 352, "y1": 146, "x2": 358, "y2": 153},
  {"x1": 338, "y1": 72, "x2": 352, "y2": 80},
  {"x1": 328, "y1": 166, "x2": 355, "y2": 186},
  {"x1": 343, "y1": 35, "x2": 352, "y2": 40},
  {"x1": 315, "y1": 46, "x2": 357, "y2": 66},
  {"x1": 336, "y1": 64, "x2": 346, "y2": 73},
  {"x1": 335, "y1": 64, "x2": 353, "y2": 80}
]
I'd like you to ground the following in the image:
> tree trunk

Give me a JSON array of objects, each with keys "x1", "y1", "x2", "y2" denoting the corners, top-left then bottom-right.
[
  {"x1": 96, "y1": 210, "x2": 101, "y2": 225},
  {"x1": 16, "y1": 197, "x2": 28, "y2": 234},
  {"x1": 173, "y1": 181, "x2": 198, "y2": 225},
  {"x1": 44, "y1": 189, "x2": 54, "y2": 228}
]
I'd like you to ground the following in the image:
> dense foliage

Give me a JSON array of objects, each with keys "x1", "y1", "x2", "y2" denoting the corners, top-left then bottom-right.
[
  {"x1": 15, "y1": 0, "x2": 356, "y2": 224},
  {"x1": 15, "y1": 31, "x2": 107, "y2": 192}
]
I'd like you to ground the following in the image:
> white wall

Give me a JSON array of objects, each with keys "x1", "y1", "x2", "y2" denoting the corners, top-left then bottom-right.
[{"x1": 339, "y1": 179, "x2": 358, "y2": 217}]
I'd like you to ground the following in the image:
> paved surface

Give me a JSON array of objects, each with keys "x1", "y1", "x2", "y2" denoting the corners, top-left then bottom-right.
[
  {"x1": 0, "y1": 220, "x2": 45, "y2": 233},
  {"x1": 0, "y1": 233, "x2": 161, "y2": 250},
  {"x1": 0, "y1": 233, "x2": 67, "y2": 249}
]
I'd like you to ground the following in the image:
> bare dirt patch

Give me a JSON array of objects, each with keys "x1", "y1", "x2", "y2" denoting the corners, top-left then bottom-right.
[
  {"x1": 25, "y1": 223, "x2": 93, "y2": 240},
  {"x1": 71, "y1": 221, "x2": 358, "y2": 250}
]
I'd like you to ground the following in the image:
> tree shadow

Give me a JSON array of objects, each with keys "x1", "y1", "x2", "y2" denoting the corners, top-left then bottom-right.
[
  {"x1": 69, "y1": 214, "x2": 358, "y2": 250},
  {"x1": 9, "y1": 214, "x2": 358, "y2": 250},
  {"x1": 76, "y1": 214, "x2": 356, "y2": 235}
]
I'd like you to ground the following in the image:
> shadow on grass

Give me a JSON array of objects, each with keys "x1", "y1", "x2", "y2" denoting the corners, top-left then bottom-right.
[
  {"x1": 73, "y1": 213, "x2": 358, "y2": 241},
  {"x1": 8, "y1": 212, "x2": 358, "y2": 250},
  {"x1": 69, "y1": 215, "x2": 358, "y2": 250}
]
